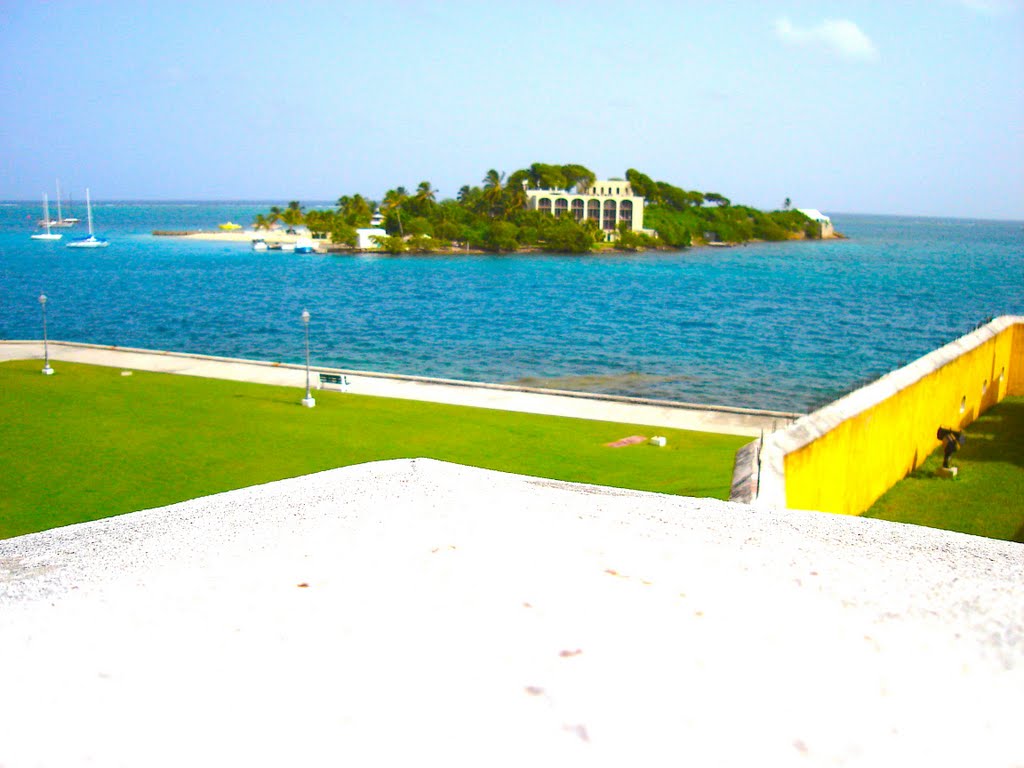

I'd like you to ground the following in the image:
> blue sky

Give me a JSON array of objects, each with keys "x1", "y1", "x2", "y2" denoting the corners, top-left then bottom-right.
[{"x1": 2, "y1": 0, "x2": 1022, "y2": 219}]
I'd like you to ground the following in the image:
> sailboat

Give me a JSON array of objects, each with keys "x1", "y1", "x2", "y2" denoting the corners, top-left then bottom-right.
[
  {"x1": 66, "y1": 189, "x2": 109, "y2": 248},
  {"x1": 51, "y1": 179, "x2": 79, "y2": 227},
  {"x1": 31, "y1": 194, "x2": 63, "y2": 240}
]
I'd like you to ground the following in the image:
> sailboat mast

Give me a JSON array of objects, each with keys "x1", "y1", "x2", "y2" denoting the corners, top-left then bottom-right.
[
  {"x1": 43, "y1": 194, "x2": 52, "y2": 235},
  {"x1": 55, "y1": 180, "x2": 63, "y2": 223},
  {"x1": 86, "y1": 188, "x2": 93, "y2": 236}
]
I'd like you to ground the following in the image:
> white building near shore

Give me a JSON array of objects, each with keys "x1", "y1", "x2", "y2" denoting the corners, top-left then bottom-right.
[
  {"x1": 796, "y1": 208, "x2": 835, "y2": 238},
  {"x1": 525, "y1": 180, "x2": 654, "y2": 240},
  {"x1": 356, "y1": 227, "x2": 387, "y2": 249}
]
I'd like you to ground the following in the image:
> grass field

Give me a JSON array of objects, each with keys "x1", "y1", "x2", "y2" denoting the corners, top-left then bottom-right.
[
  {"x1": 864, "y1": 396, "x2": 1024, "y2": 542},
  {"x1": 0, "y1": 360, "x2": 748, "y2": 540}
]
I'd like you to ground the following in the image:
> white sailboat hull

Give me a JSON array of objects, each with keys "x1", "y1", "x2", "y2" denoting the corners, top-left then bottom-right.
[{"x1": 66, "y1": 236, "x2": 109, "y2": 248}]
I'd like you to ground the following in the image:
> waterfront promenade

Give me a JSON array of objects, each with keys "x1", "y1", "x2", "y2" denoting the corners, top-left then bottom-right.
[{"x1": 1, "y1": 341, "x2": 797, "y2": 437}]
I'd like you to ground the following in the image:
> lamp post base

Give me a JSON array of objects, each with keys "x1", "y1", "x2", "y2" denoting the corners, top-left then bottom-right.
[
  {"x1": 41, "y1": 365, "x2": 54, "y2": 376},
  {"x1": 301, "y1": 396, "x2": 316, "y2": 408}
]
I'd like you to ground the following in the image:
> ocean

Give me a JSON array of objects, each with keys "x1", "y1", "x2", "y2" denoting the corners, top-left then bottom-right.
[{"x1": 1, "y1": 201, "x2": 1021, "y2": 412}]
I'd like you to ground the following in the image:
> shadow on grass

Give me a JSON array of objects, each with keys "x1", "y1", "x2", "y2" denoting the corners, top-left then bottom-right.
[
  {"x1": 956, "y1": 400, "x2": 1024, "y2": 470},
  {"x1": 864, "y1": 396, "x2": 1024, "y2": 541}
]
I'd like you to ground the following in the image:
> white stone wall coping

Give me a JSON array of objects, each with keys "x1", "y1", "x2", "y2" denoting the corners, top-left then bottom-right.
[{"x1": 1, "y1": 459, "x2": 1021, "y2": 766}]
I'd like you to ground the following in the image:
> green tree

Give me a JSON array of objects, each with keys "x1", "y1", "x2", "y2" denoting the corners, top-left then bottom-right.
[
  {"x1": 415, "y1": 181, "x2": 436, "y2": 205},
  {"x1": 561, "y1": 164, "x2": 596, "y2": 193},
  {"x1": 528, "y1": 162, "x2": 567, "y2": 190},
  {"x1": 406, "y1": 234, "x2": 438, "y2": 253},
  {"x1": 502, "y1": 182, "x2": 528, "y2": 217},
  {"x1": 281, "y1": 201, "x2": 304, "y2": 230},
  {"x1": 434, "y1": 220, "x2": 462, "y2": 241},
  {"x1": 616, "y1": 221, "x2": 652, "y2": 251},
  {"x1": 304, "y1": 209, "x2": 336, "y2": 238},
  {"x1": 542, "y1": 219, "x2": 593, "y2": 253},
  {"x1": 372, "y1": 234, "x2": 407, "y2": 252},
  {"x1": 626, "y1": 169, "x2": 658, "y2": 201},
  {"x1": 482, "y1": 169, "x2": 505, "y2": 216},
  {"x1": 405, "y1": 216, "x2": 434, "y2": 237},
  {"x1": 381, "y1": 187, "x2": 408, "y2": 235},
  {"x1": 331, "y1": 221, "x2": 358, "y2": 247},
  {"x1": 338, "y1": 194, "x2": 372, "y2": 227},
  {"x1": 483, "y1": 221, "x2": 519, "y2": 251}
]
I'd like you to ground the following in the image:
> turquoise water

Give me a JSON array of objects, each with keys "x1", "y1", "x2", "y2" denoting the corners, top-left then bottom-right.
[{"x1": 1, "y1": 202, "x2": 1021, "y2": 412}]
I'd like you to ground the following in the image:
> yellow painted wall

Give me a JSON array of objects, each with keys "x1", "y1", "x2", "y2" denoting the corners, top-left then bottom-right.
[
  {"x1": 1009, "y1": 323, "x2": 1024, "y2": 396},
  {"x1": 784, "y1": 323, "x2": 1022, "y2": 516}
]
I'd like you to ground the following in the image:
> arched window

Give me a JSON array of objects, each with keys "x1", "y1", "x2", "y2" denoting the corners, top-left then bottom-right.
[
  {"x1": 554, "y1": 198, "x2": 569, "y2": 217},
  {"x1": 538, "y1": 198, "x2": 552, "y2": 215},
  {"x1": 587, "y1": 200, "x2": 600, "y2": 222},
  {"x1": 602, "y1": 200, "x2": 617, "y2": 230},
  {"x1": 571, "y1": 199, "x2": 584, "y2": 221},
  {"x1": 619, "y1": 200, "x2": 633, "y2": 229}
]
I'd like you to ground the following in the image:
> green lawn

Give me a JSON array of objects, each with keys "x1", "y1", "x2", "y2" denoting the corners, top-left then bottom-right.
[
  {"x1": 864, "y1": 396, "x2": 1024, "y2": 542},
  {"x1": 0, "y1": 360, "x2": 748, "y2": 540}
]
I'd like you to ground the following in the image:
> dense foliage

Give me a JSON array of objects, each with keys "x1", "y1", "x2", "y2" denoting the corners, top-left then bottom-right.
[{"x1": 255, "y1": 163, "x2": 817, "y2": 253}]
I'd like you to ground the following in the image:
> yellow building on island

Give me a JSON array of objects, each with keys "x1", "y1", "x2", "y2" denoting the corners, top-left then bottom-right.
[{"x1": 524, "y1": 180, "x2": 655, "y2": 240}]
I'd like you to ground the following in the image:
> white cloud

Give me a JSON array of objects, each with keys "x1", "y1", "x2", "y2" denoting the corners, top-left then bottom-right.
[{"x1": 775, "y1": 18, "x2": 879, "y2": 61}]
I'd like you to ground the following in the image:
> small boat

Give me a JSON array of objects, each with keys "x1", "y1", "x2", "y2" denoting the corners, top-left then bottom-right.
[
  {"x1": 252, "y1": 238, "x2": 268, "y2": 251},
  {"x1": 279, "y1": 241, "x2": 296, "y2": 252},
  {"x1": 219, "y1": 221, "x2": 242, "y2": 230},
  {"x1": 294, "y1": 237, "x2": 315, "y2": 254},
  {"x1": 31, "y1": 194, "x2": 63, "y2": 241},
  {"x1": 66, "y1": 189, "x2": 109, "y2": 248}
]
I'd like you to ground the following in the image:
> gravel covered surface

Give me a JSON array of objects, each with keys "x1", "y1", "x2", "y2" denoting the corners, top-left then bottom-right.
[{"x1": 1, "y1": 459, "x2": 1021, "y2": 767}]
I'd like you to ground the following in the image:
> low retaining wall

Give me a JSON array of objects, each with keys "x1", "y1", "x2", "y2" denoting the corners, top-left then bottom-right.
[{"x1": 734, "y1": 316, "x2": 1024, "y2": 515}]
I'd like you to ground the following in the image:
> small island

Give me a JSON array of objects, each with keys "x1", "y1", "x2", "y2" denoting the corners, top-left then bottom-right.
[{"x1": 172, "y1": 163, "x2": 840, "y2": 254}]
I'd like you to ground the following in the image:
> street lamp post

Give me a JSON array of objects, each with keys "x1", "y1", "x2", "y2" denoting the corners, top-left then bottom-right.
[
  {"x1": 39, "y1": 293, "x2": 54, "y2": 375},
  {"x1": 301, "y1": 308, "x2": 316, "y2": 408}
]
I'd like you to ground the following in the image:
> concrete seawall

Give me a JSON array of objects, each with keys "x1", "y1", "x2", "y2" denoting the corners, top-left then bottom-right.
[{"x1": 1, "y1": 340, "x2": 799, "y2": 437}]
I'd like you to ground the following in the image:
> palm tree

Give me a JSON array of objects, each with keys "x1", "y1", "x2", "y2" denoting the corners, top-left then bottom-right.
[
  {"x1": 415, "y1": 181, "x2": 436, "y2": 205},
  {"x1": 268, "y1": 206, "x2": 283, "y2": 229},
  {"x1": 482, "y1": 169, "x2": 504, "y2": 194},
  {"x1": 346, "y1": 194, "x2": 372, "y2": 226},
  {"x1": 482, "y1": 170, "x2": 505, "y2": 217},
  {"x1": 281, "y1": 201, "x2": 304, "y2": 231},
  {"x1": 503, "y1": 183, "x2": 528, "y2": 216},
  {"x1": 381, "y1": 187, "x2": 408, "y2": 235},
  {"x1": 253, "y1": 213, "x2": 269, "y2": 231}
]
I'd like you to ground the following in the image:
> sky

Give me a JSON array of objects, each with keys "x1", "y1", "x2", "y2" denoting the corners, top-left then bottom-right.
[{"x1": 1, "y1": 0, "x2": 1022, "y2": 219}]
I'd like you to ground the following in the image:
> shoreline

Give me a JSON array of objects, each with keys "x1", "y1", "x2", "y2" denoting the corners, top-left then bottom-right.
[{"x1": 154, "y1": 228, "x2": 845, "y2": 254}]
